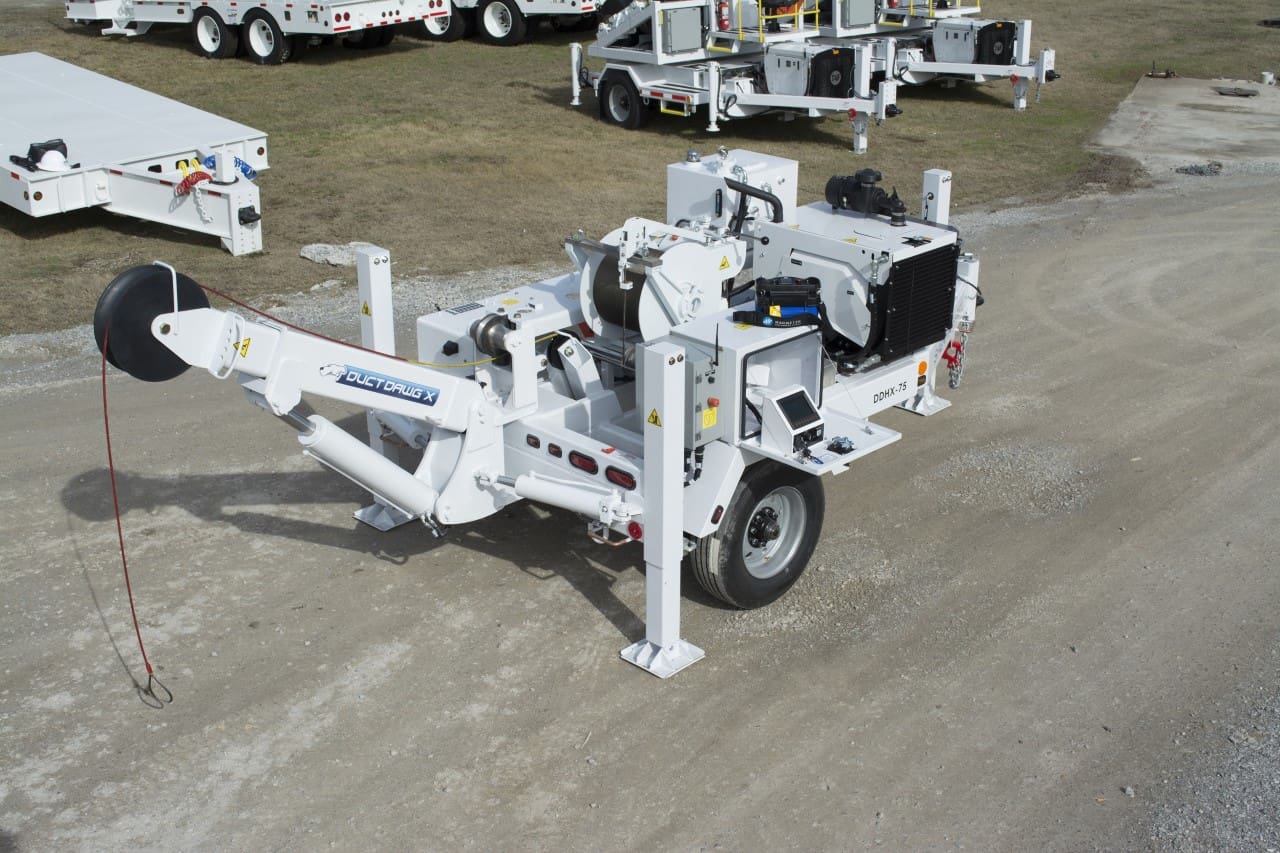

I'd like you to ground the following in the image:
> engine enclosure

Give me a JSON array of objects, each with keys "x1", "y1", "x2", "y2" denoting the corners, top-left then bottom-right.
[
  {"x1": 751, "y1": 199, "x2": 959, "y2": 366},
  {"x1": 932, "y1": 19, "x2": 1018, "y2": 65}
]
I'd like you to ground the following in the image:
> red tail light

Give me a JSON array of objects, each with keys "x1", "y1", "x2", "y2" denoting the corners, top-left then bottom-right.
[
  {"x1": 605, "y1": 467, "x2": 636, "y2": 490},
  {"x1": 569, "y1": 451, "x2": 598, "y2": 474}
]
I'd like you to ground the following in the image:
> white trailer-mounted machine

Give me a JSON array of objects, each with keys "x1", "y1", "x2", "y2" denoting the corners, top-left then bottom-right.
[
  {"x1": 66, "y1": 0, "x2": 442, "y2": 62},
  {"x1": 2, "y1": 53, "x2": 266, "y2": 255},
  {"x1": 570, "y1": 0, "x2": 1057, "y2": 144},
  {"x1": 95, "y1": 147, "x2": 981, "y2": 676}
]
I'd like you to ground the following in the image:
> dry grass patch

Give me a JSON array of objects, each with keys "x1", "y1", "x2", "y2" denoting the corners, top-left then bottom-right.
[{"x1": 1, "y1": 0, "x2": 1276, "y2": 334}]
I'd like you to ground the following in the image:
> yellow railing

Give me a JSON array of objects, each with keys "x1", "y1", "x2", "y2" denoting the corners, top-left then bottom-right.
[
  {"x1": 734, "y1": 0, "x2": 822, "y2": 42},
  {"x1": 889, "y1": 0, "x2": 979, "y2": 19}
]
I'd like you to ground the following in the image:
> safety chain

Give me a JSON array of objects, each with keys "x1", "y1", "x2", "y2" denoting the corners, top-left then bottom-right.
[{"x1": 190, "y1": 181, "x2": 213, "y2": 224}]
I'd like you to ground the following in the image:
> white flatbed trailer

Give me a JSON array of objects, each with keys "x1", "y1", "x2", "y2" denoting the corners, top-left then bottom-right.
[
  {"x1": 1, "y1": 53, "x2": 267, "y2": 256},
  {"x1": 66, "y1": 0, "x2": 441, "y2": 62}
]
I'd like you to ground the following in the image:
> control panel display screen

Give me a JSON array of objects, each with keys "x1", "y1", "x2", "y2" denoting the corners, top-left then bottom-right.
[{"x1": 778, "y1": 390, "x2": 820, "y2": 428}]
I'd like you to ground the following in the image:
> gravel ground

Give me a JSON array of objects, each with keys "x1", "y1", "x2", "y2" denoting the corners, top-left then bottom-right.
[
  {"x1": 1149, "y1": 644, "x2": 1280, "y2": 850},
  {"x1": 3, "y1": 172, "x2": 1278, "y2": 849}
]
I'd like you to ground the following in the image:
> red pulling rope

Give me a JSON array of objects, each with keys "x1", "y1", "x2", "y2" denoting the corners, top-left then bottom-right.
[
  {"x1": 101, "y1": 327, "x2": 171, "y2": 705},
  {"x1": 198, "y1": 283, "x2": 408, "y2": 361}
]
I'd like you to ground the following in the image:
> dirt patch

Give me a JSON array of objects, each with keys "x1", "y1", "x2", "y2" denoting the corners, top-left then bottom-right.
[{"x1": 1073, "y1": 152, "x2": 1152, "y2": 193}]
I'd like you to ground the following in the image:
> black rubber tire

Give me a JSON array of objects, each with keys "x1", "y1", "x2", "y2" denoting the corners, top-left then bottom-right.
[
  {"x1": 94, "y1": 266, "x2": 210, "y2": 383},
  {"x1": 550, "y1": 13, "x2": 596, "y2": 31},
  {"x1": 242, "y1": 10, "x2": 293, "y2": 64},
  {"x1": 343, "y1": 29, "x2": 374, "y2": 48},
  {"x1": 417, "y1": 3, "x2": 470, "y2": 41},
  {"x1": 478, "y1": 0, "x2": 527, "y2": 45},
  {"x1": 344, "y1": 25, "x2": 396, "y2": 48},
  {"x1": 599, "y1": 71, "x2": 649, "y2": 129},
  {"x1": 191, "y1": 9, "x2": 239, "y2": 59},
  {"x1": 688, "y1": 461, "x2": 824, "y2": 609}
]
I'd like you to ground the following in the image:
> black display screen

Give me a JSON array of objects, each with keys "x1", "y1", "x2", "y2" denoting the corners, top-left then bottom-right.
[{"x1": 777, "y1": 390, "x2": 820, "y2": 428}]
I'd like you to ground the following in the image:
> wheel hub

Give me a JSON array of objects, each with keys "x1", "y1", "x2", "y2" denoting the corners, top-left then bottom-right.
[{"x1": 748, "y1": 507, "x2": 781, "y2": 548}]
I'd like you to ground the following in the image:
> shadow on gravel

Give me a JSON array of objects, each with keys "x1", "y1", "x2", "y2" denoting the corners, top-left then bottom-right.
[{"x1": 58, "y1": 426, "x2": 674, "y2": 643}]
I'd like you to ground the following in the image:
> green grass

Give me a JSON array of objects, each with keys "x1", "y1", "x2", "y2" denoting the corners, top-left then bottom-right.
[{"x1": 2, "y1": 0, "x2": 1276, "y2": 334}]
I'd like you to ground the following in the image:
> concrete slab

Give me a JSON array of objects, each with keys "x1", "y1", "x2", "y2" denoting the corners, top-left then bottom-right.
[{"x1": 1093, "y1": 75, "x2": 1280, "y2": 175}]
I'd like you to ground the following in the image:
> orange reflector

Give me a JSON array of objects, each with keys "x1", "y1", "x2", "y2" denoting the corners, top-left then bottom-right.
[{"x1": 918, "y1": 360, "x2": 928, "y2": 375}]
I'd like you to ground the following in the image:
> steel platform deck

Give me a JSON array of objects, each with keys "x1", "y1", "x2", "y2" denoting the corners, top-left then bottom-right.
[{"x1": 1, "y1": 52, "x2": 269, "y2": 254}]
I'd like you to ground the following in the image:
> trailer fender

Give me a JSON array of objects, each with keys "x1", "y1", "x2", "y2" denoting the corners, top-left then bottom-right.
[{"x1": 682, "y1": 440, "x2": 746, "y2": 538}]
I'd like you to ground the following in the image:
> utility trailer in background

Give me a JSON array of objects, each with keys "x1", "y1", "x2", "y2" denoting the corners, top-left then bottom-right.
[
  {"x1": 2, "y1": 53, "x2": 267, "y2": 256},
  {"x1": 94, "y1": 147, "x2": 982, "y2": 676},
  {"x1": 571, "y1": 0, "x2": 1056, "y2": 143},
  {"x1": 65, "y1": 0, "x2": 442, "y2": 63}
]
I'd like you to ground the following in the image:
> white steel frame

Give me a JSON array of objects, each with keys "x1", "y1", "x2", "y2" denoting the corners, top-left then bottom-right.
[{"x1": 1, "y1": 53, "x2": 267, "y2": 255}]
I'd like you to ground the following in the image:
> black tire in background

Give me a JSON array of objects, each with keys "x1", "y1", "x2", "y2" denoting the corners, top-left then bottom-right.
[
  {"x1": 343, "y1": 26, "x2": 395, "y2": 48},
  {"x1": 478, "y1": 0, "x2": 527, "y2": 45},
  {"x1": 192, "y1": 9, "x2": 239, "y2": 59},
  {"x1": 599, "y1": 71, "x2": 649, "y2": 129},
  {"x1": 242, "y1": 10, "x2": 293, "y2": 64},
  {"x1": 418, "y1": 2, "x2": 470, "y2": 41}
]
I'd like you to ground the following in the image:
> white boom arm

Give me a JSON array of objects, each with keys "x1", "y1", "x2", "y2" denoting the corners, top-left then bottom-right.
[{"x1": 149, "y1": 307, "x2": 485, "y2": 432}]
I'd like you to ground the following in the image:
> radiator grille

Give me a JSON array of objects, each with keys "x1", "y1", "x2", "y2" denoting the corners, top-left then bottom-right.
[{"x1": 877, "y1": 243, "x2": 958, "y2": 362}]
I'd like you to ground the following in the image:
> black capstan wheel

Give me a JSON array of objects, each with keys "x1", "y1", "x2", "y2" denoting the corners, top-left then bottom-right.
[{"x1": 93, "y1": 265, "x2": 209, "y2": 382}]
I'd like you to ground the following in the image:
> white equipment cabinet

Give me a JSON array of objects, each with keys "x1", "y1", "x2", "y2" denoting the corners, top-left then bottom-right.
[
  {"x1": 570, "y1": 0, "x2": 1056, "y2": 146},
  {"x1": 2, "y1": 53, "x2": 267, "y2": 255},
  {"x1": 95, "y1": 148, "x2": 982, "y2": 677},
  {"x1": 66, "y1": 0, "x2": 441, "y2": 62}
]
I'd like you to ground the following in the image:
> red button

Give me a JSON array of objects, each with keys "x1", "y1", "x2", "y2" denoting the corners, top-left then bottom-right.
[{"x1": 707, "y1": 397, "x2": 720, "y2": 407}]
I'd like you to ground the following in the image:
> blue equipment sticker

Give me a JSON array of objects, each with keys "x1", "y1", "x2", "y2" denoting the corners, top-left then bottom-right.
[{"x1": 322, "y1": 364, "x2": 440, "y2": 406}]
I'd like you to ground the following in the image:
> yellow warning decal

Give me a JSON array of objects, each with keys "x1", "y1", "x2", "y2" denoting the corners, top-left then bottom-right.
[
  {"x1": 768, "y1": 305, "x2": 782, "y2": 317},
  {"x1": 235, "y1": 338, "x2": 251, "y2": 358},
  {"x1": 647, "y1": 408, "x2": 663, "y2": 428},
  {"x1": 702, "y1": 407, "x2": 717, "y2": 429},
  {"x1": 719, "y1": 256, "x2": 731, "y2": 271},
  {"x1": 501, "y1": 298, "x2": 521, "y2": 306},
  {"x1": 734, "y1": 323, "x2": 752, "y2": 330},
  {"x1": 361, "y1": 301, "x2": 371, "y2": 316},
  {"x1": 844, "y1": 237, "x2": 859, "y2": 245}
]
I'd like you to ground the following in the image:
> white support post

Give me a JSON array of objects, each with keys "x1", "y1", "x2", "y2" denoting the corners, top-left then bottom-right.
[
  {"x1": 354, "y1": 246, "x2": 414, "y2": 532},
  {"x1": 851, "y1": 113, "x2": 869, "y2": 155},
  {"x1": 621, "y1": 341, "x2": 705, "y2": 678},
  {"x1": 1013, "y1": 19, "x2": 1033, "y2": 110},
  {"x1": 357, "y1": 245, "x2": 395, "y2": 358},
  {"x1": 570, "y1": 42, "x2": 583, "y2": 106},
  {"x1": 921, "y1": 169, "x2": 951, "y2": 226},
  {"x1": 1013, "y1": 75, "x2": 1031, "y2": 111},
  {"x1": 1015, "y1": 19, "x2": 1032, "y2": 66},
  {"x1": 707, "y1": 63, "x2": 722, "y2": 133}
]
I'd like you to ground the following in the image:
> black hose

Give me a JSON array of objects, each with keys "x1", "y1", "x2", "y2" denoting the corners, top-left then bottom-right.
[{"x1": 724, "y1": 177, "x2": 784, "y2": 235}]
